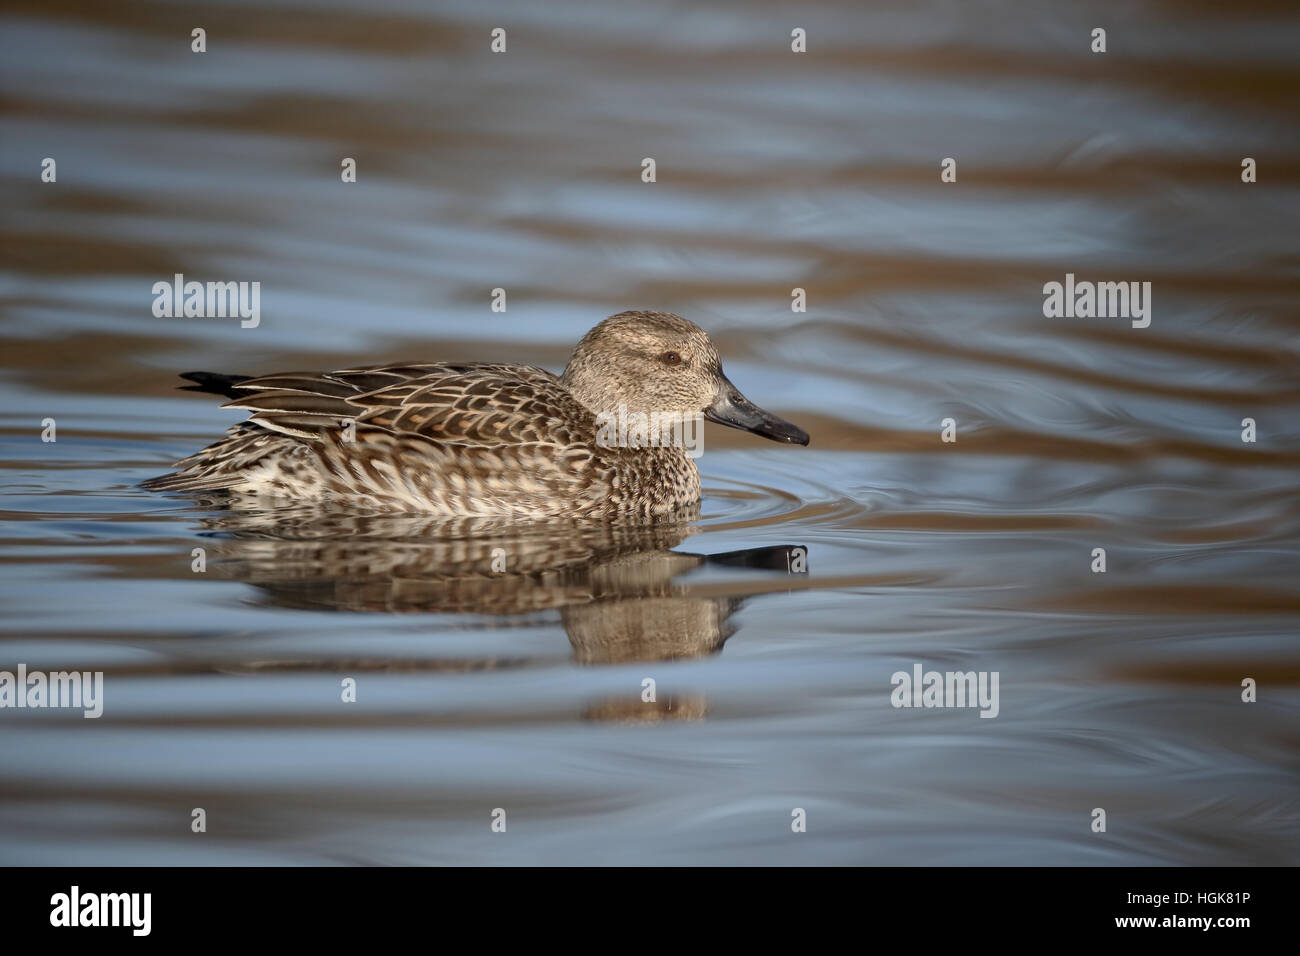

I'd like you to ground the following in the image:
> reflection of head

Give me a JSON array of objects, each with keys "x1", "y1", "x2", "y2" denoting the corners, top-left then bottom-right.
[
  {"x1": 563, "y1": 595, "x2": 740, "y2": 664},
  {"x1": 582, "y1": 694, "x2": 709, "y2": 723}
]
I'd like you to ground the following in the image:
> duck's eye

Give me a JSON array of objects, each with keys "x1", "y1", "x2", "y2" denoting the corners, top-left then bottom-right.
[{"x1": 660, "y1": 351, "x2": 682, "y2": 366}]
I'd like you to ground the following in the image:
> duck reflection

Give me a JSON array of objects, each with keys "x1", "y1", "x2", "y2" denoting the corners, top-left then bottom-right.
[{"x1": 193, "y1": 505, "x2": 806, "y2": 721}]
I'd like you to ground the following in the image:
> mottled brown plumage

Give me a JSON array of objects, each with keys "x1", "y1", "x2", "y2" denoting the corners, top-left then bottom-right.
[{"x1": 143, "y1": 311, "x2": 809, "y2": 517}]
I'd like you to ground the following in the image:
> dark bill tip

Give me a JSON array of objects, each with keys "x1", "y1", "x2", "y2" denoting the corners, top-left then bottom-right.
[{"x1": 705, "y1": 384, "x2": 810, "y2": 446}]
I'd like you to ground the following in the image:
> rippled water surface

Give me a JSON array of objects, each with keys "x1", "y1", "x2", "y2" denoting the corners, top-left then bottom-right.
[{"x1": 2, "y1": 0, "x2": 1298, "y2": 864}]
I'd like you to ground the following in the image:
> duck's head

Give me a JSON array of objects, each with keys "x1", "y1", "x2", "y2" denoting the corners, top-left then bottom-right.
[{"x1": 560, "y1": 310, "x2": 810, "y2": 446}]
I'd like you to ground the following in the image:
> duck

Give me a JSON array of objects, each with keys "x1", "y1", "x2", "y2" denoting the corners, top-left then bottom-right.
[{"x1": 142, "y1": 310, "x2": 809, "y2": 518}]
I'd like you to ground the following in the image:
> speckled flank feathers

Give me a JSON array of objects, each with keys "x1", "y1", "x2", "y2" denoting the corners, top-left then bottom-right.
[{"x1": 143, "y1": 311, "x2": 808, "y2": 517}]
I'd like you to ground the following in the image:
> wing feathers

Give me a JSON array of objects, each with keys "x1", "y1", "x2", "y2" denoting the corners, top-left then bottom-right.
[{"x1": 193, "y1": 362, "x2": 592, "y2": 447}]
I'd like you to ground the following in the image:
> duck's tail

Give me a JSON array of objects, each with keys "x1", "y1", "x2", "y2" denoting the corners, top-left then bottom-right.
[
  {"x1": 141, "y1": 373, "x2": 262, "y2": 491},
  {"x1": 177, "y1": 371, "x2": 253, "y2": 399}
]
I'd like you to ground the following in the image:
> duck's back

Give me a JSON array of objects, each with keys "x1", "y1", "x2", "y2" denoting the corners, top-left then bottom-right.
[
  {"x1": 227, "y1": 362, "x2": 585, "y2": 444},
  {"x1": 144, "y1": 362, "x2": 697, "y2": 518}
]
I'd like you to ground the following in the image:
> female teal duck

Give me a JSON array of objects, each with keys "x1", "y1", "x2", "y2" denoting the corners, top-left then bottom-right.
[{"x1": 143, "y1": 310, "x2": 809, "y2": 518}]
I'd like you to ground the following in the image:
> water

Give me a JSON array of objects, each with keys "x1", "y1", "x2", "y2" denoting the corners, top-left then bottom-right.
[{"x1": 1, "y1": 0, "x2": 1298, "y2": 865}]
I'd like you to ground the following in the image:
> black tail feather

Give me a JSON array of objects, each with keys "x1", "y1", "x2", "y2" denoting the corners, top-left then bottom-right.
[{"x1": 178, "y1": 371, "x2": 252, "y2": 399}]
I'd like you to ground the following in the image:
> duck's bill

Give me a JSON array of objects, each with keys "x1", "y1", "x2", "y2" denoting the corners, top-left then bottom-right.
[{"x1": 705, "y1": 382, "x2": 810, "y2": 446}]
